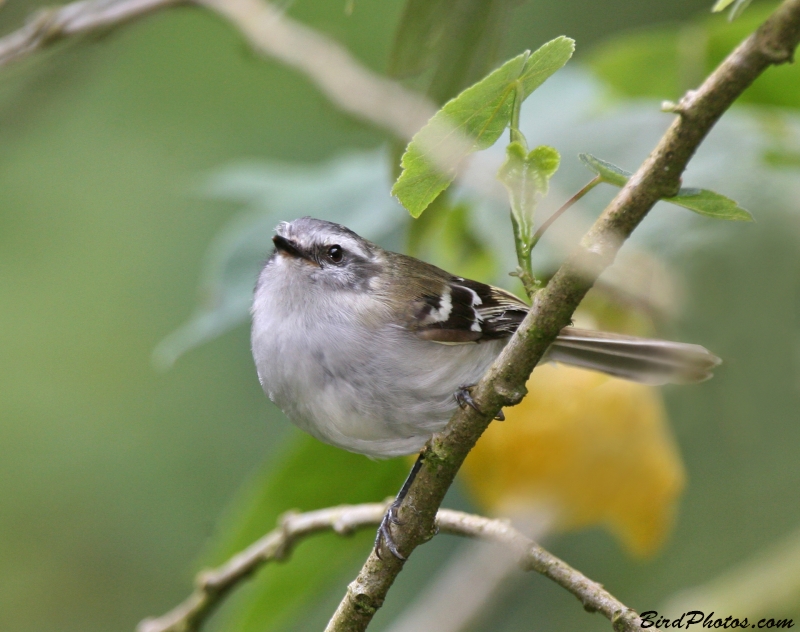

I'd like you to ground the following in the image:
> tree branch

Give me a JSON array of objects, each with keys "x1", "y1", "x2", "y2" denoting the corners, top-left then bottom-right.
[
  {"x1": 196, "y1": 0, "x2": 436, "y2": 141},
  {"x1": 137, "y1": 503, "x2": 391, "y2": 632},
  {"x1": 0, "y1": 0, "x2": 184, "y2": 67},
  {"x1": 0, "y1": 0, "x2": 487, "y2": 201},
  {"x1": 138, "y1": 503, "x2": 643, "y2": 632},
  {"x1": 0, "y1": 0, "x2": 437, "y2": 141},
  {"x1": 325, "y1": 2, "x2": 800, "y2": 631}
]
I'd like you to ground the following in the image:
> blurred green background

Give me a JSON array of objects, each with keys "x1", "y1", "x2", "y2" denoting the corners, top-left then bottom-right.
[{"x1": 2, "y1": 1, "x2": 800, "y2": 631}]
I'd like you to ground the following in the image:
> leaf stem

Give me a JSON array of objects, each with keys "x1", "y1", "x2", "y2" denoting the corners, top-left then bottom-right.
[
  {"x1": 511, "y1": 176, "x2": 601, "y2": 297},
  {"x1": 511, "y1": 211, "x2": 538, "y2": 297},
  {"x1": 530, "y1": 176, "x2": 601, "y2": 249},
  {"x1": 509, "y1": 80, "x2": 527, "y2": 146}
]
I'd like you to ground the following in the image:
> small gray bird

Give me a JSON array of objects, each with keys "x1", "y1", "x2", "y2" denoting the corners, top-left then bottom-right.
[
  {"x1": 252, "y1": 217, "x2": 719, "y2": 458},
  {"x1": 251, "y1": 217, "x2": 720, "y2": 557}
]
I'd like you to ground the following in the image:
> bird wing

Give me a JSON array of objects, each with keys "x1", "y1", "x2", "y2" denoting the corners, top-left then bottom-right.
[
  {"x1": 410, "y1": 276, "x2": 530, "y2": 344},
  {"x1": 388, "y1": 258, "x2": 721, "y2": 384}
]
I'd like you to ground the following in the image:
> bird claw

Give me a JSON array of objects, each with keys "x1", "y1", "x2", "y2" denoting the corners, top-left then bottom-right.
[
  {"x1": 388, "y1": 504, "x2": 403, "y2": 525},
  {"x1": 455, "y1": 385, "x2": 480, "y2": 412},
  {"x1": 374, "y1": 501, "x2": 406, "y2": 560},
  {"x1": 455, "y1": 385, "x2": 505, "y2": 421}
]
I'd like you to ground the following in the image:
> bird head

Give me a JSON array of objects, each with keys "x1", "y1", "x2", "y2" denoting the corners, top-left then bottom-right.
[{"x1": 269, "y1": 217, "x2": 382, "y2": 292}]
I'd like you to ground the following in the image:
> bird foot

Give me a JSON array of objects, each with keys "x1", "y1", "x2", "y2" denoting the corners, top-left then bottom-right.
[
  {"x1": 455, "y1": 385, "x2": 505, "y2": 420},
  {"x1": 374, "y1": 500, "x2": 406, "y2": 560}
]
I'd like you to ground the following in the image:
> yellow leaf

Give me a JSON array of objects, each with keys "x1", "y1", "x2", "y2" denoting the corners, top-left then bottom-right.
[{"x1": 461, "y1": 363, "x2": 686, "y2": 557}]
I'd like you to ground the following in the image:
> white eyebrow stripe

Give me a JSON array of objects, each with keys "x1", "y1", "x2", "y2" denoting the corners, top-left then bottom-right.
[
  {"x1": 333, "y1": 236, "x2": 371, "y2": 259},
  {"x1": 339, "y1": 236, "x2": 362, "y2": 253}
]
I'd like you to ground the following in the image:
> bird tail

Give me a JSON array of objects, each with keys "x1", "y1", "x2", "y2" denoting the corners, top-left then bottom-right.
[{"x1": 546, "y1": 328, "x2": 721, "y2": 385}]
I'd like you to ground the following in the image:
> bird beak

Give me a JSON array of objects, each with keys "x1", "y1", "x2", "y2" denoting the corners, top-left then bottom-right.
[{"x1": 273, "y1": 235, "x2": 316, "y2": 264}]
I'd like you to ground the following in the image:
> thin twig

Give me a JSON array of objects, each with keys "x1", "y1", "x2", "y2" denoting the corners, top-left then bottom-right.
[
  {"x1": 0, "y1": 0, "x2": 185, "y2": 67},
  {"x1": 383, "y1": 510, "x2": 554, "y2": 632},
  {"x1": 137, "y1": 503, "x2": 643, "y2": 632},
  {"x1": 0, "y1": 0, "x2": 436, "y2": 141},
  {"x1": 200, "y1": 0, "x2": 482, "y2": 187},
  {"x1": 530, "y1": 175, "x2": 601, "y2": 249},
  {"x1": 0, "y1": 0, "x2": 487, "y2": 197},
  {"x1": 137, "y1": 503, "x2": 391, "y2": 632},
  {"x1": 197, "y1": 0, "x2": 436, "y2": 141},
  {"x1": 437, "y1": 512, "x2": 644, "y2": 631},
  {"x1": 325, "y1": 2, "x2": 800, "y2": 631}
]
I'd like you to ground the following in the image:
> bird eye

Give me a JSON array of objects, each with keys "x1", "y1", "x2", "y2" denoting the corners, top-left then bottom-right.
[{"x1": 326, "y1": 245, "x2": 344, "y2": 264}]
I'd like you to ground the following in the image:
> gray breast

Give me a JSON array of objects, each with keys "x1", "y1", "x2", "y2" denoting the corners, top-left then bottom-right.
[{"x1": 250, "y1": 258, "x2": 506, "y2": 457}]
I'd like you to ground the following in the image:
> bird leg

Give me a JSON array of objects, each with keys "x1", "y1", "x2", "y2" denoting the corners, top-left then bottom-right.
[
  {"x1": 375, "y1": 387, "x2": 505, "y2": 560},
  {"x1": 375, "y1": 452, "x2": 425, "y2": 560},
  {"x1": 455, "y1": 385, "x2": 505, "y2": 421}
]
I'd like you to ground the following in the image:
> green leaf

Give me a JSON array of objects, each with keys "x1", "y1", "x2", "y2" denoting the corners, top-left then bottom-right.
[
  {"x1": 579, "y1": 152, "x2": 631, "y2": 186},
  {"x1": 579, "y1": 153, "x2": 753, "y2": 222},
  {"x1": 666, "y1": 188, "x2": 754, "y2": 221},
  {"x1": 498, "y1": 143, "x2": 561, "y2": 239},
  {"x1": 392, "y1": 36, "x2": 575, "y2": 217},
  {"x1": 201, "y1": 435, "x2": 408, "y2": 632}
]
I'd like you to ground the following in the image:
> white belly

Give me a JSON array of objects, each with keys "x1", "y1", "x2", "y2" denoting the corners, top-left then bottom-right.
[{"x1": 251, "y1": 276, "x2": 505, "y2": 457}]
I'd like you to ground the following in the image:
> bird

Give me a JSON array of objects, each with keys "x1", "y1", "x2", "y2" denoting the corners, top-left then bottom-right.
[{"x1": 251, "y1": 217, "x2": 720, "y2": 558}]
